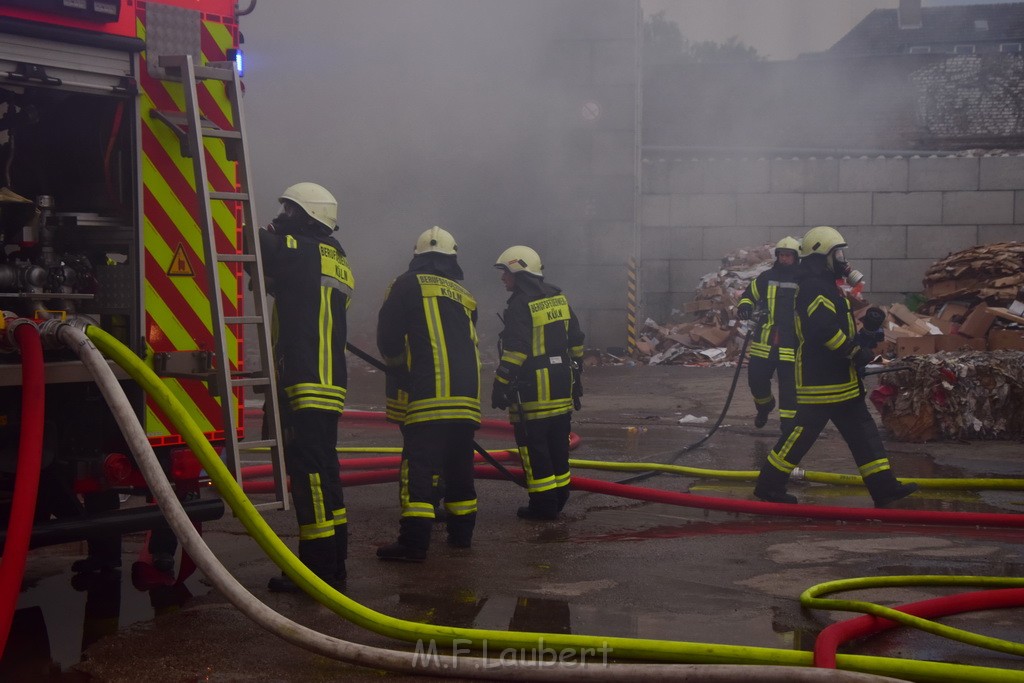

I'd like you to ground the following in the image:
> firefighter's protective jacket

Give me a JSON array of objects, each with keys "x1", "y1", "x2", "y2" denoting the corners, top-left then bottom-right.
[
  {"x1": 737, "y1": 264, "x2": 799, "y2": 361},
  {"x1": 377, "y1": 254, "x2": 481, "y2": 427},
  {"x1": 494, "y1": 277, "x2": 584, "y2": 422},
  {"x1": 259, "y1": 229, "x2": 353, "y2": 413},
  {"x1": 793, "y1": 259, "x2": 865, "y2": 405}
]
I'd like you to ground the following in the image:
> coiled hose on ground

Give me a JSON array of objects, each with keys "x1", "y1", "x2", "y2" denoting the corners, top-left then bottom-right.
[
  {"x1": 77, "y1": 322, "x2": 1024, "y2": 682},
  {"x1": 54, "y1": 323, "x2": 901, "y2": 682}
]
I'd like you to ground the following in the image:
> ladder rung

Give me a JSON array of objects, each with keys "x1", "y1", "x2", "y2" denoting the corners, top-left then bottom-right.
[
  {"x1": 231, "y1": 376, "x2": 272, "y2": 388},
  {"x1": 237, "y1": 439, "x2": 278, "y2": 450},
  {"x1": 210, "y1": 191, "x2": 249, "y2": 201},
  {"x1": 253, "y1": 500, "x2": 287, "y2": 511},
  {"x1": 217, "y1": 253, "x2": 256, "y2": 262},
  {"x1": 150, "y1": 110, "x2": 239, "y2": 138},
  {"x1": 224, "y1": 315, "x2": 265, "y2": 325},
  {"x1": 192, "y1": 64, "x2": 235, "y2": 81},
  {"x1": 202, "y1": 128, "x2": 242, "y2": 140}
]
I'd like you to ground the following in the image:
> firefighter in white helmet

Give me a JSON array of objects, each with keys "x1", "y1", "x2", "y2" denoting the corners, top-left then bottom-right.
[
  {"x1": 753, "y1": 226, "x2": 918, "y2": 507},
  {"x1": 259, "y1": 182, "x2": 353, "y2": 592},
  {"x1": 375, "y1": 227, "x2": 481, "y2": 561},
  {"x1": 736, "y1": 237, "x2": 801, "y2": 434},
  {"x1": 492, "y1": 246, "x2": 584, "y2": 520}
]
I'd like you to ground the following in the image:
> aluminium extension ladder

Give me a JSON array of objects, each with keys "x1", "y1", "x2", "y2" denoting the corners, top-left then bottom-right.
[{"x1": 151, "y1": 54, "x2": 288, "y2": 510}]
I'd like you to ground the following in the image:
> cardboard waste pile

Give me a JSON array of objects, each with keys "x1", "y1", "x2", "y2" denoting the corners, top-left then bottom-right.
[
  {"x1": 874, "y1": 242, "x2": 1024, "y2": 357},
  {"x1": 869, "y1": 350, "x2": 1024, "y2": 442},
  {"x1": 867, "y1": 241, "x2": 1024, "y2": 442},
  {"x1": 637, "y1": 245, "x2": 775, "y2": 365}
]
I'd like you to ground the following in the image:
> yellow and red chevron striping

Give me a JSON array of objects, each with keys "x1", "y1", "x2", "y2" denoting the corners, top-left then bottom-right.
[{"x1": 138, "y1": 9, "x2": 243, "y2": 445}]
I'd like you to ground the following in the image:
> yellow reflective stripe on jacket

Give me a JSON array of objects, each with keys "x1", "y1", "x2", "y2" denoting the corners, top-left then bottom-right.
[
  {"x1": 499, "y1": 349, "x2": 527, "y2": 368},
  {"x1": 404, "y1": 395, "x2": 482, "y2": 425},
  {"x1": 319, "y1": 287, "x2": 334, "y2": 384},
  {"x1": 510, "y1": 397, "x2": 574, "y2": 422},
  {"x1": 285, "y1": 382, "x2": 346, "y2": 412},
  {"x1": 421, "y1": 296, "x2": 450, "y2": 398},
  {"x1": 825, "y1": 329, "x2": 848, "y2": 351},
  {"x1": 807, "y1": 294, "x2": 836, "y2": 316}
]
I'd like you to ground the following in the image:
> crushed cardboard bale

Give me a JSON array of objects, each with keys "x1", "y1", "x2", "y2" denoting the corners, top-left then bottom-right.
[
  {"x1": 869, "y1": 350, "x2": 1024, "y2": 442},
  {"x1": 921, "y1": 241, "x2": 1024, "y2": 312}
]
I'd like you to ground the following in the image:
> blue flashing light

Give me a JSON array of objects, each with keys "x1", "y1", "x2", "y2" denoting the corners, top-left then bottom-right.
[{"x1": 227, "y1": 48, "x2": 244, "y2": 77}]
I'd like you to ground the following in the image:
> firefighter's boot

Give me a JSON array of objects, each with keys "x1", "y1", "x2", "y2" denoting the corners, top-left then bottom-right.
[
  {"x1": 269, "y1": 537, "x2": 340, "y2": 593},
  {"x1": 866, "y1": 473, "x2": 919, "y2": 508},
  {"x1": 753, "y1": 464, "x2": 797, "y2": 504},
  {"x1": 754, "y1": 397, "x2": 776, "y2": 429},
  {"x1": 446, "y1": 511, "x2": 476, "y2": 549},
  {"x1": 377, "y1": 517, "x2": 430, "y2": 562},
  {"x1": 556, "y1": 486, "x2": 571, "y2": 512},
  {"x1": 517, "y1": 490, "x2": 559, "y2": 520}
]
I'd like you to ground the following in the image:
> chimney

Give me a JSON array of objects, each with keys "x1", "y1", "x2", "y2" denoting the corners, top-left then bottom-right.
[{"x1": 899, "y1": 0, "x2": 923, "y2": 29}]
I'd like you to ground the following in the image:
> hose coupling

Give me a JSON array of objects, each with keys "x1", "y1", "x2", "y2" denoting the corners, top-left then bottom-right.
[
  {"x1": 790, "y1": 467, "x2": 806, "y2": 481},
  {"x1": 37, "y1": 314, "x2": 99, "y2": 350},
  {"x1": 1, "y1": 312, "x2": 39, "y2": 352}
]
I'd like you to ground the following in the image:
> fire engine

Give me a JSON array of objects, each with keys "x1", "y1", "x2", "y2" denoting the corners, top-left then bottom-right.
[{"x1": 0, "y1": 0, "x2": 270, "y2": 559}]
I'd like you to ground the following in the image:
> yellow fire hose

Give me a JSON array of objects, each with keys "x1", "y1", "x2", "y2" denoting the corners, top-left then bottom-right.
[{"x1": 85, "y1": 324, "x2": 1023, "y2": 682}]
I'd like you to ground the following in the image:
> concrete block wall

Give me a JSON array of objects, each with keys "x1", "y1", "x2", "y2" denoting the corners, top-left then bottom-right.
[{"x1": 639, "y1": 154, "x2": 1024, "y2": 323}]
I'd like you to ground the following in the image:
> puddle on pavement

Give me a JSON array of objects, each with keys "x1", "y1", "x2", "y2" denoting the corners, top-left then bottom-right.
[
  {"x1": 389, "y1": 589, "x2": 789, "y2": 649},
  {"x1": 0, "y1": 540, "x2": 211, "y2": 681}
]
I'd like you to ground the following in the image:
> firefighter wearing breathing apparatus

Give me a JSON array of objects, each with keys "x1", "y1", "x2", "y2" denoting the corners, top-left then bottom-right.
[
  {"x1": 375, "y1": 227, "x2": 481, "y2": 561},
  {"x1": 753, "y1": 226, "x2": 918, "y2": 508},
  {"x1": 258, "y1": 182, "x2": 353, "y2": 593},
  {"x1": 492, "y1": 246, "x2": 584, "y2": 520},
  {"x1": 737, "y1": 237, "x2": 800, "y2": 434}
]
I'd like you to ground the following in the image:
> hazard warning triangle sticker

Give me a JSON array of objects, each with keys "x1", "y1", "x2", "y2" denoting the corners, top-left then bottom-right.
[{"x1": 167, "y1": 243, "x2": 194, "y2": 277}]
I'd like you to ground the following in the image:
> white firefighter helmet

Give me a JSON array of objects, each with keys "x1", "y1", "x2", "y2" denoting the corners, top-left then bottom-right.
[
  {"x1": 278, "y1": 182, "x2": 337, "y2": 232},
  {"x1": 413, "y1": 226, "x2": 458, "y2": 255},
  {"x1": 775, "y1": 236, "x2": 801, "y2": 258},
  {"x1": 494, "y1": 245, "x2": 543, "y2": 277},
  {"x1": 800, "y1": 226, "x2": 846, "y2": 258}
]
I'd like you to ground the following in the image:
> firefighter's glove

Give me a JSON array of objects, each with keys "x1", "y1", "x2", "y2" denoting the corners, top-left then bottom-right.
[
  {"x1": 853, "y1": 346, "x2": 876, "y2": 371},
  {"x1": 491, "y1": 381, "x2": 511, "y2": 410},
  {"x1": 736, "y1": 304, "x2": 752, "y2": 321},
  {"x1": 853, "y1": 328, "x2": 883, "y2": 350}
]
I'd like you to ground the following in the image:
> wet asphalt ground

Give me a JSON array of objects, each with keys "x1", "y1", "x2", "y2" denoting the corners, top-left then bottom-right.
[{"x1": 4, "y1": 360, "x2": 1023, "y2": 681}]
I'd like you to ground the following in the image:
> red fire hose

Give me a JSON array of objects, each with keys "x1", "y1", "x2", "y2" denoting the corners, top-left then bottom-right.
[
  {"x1": 0, "y1": 322, "x2": 46, "y2": 658},
  {"x1": 814, "y1": 588, "x2": 1024, "y2": 668}
]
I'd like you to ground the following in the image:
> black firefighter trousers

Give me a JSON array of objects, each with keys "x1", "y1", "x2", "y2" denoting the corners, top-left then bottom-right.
[
  {"x1": 397, "y1": 422, "x2": 478, "y2": 552},
  {"x1": 282, "y1": 406, "x2": 347, "y2": 583},
  {"x1": 747, "y1": 347, "x2": 796, "y2": 434},
  {"x1": 515, "y1": 412, "x2": 572, "y2": 518},
  {"x1": 755, "y1": 396, "x2": 908, "y2": 505}
]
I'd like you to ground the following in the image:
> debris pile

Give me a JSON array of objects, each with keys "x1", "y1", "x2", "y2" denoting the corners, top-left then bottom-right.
[
  {"x1": 920, "y1": 242, "x2": 1024, "y2": 312},
  {"x1": 872, "y1": 242, "x2": 1024, "y2": 358},
  {"x1": 869, "y1": 350, "x2": 1024, "y2": 442},
  {"x1": 636, "y1": 245, "x2": 773, "y2": 365}
]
